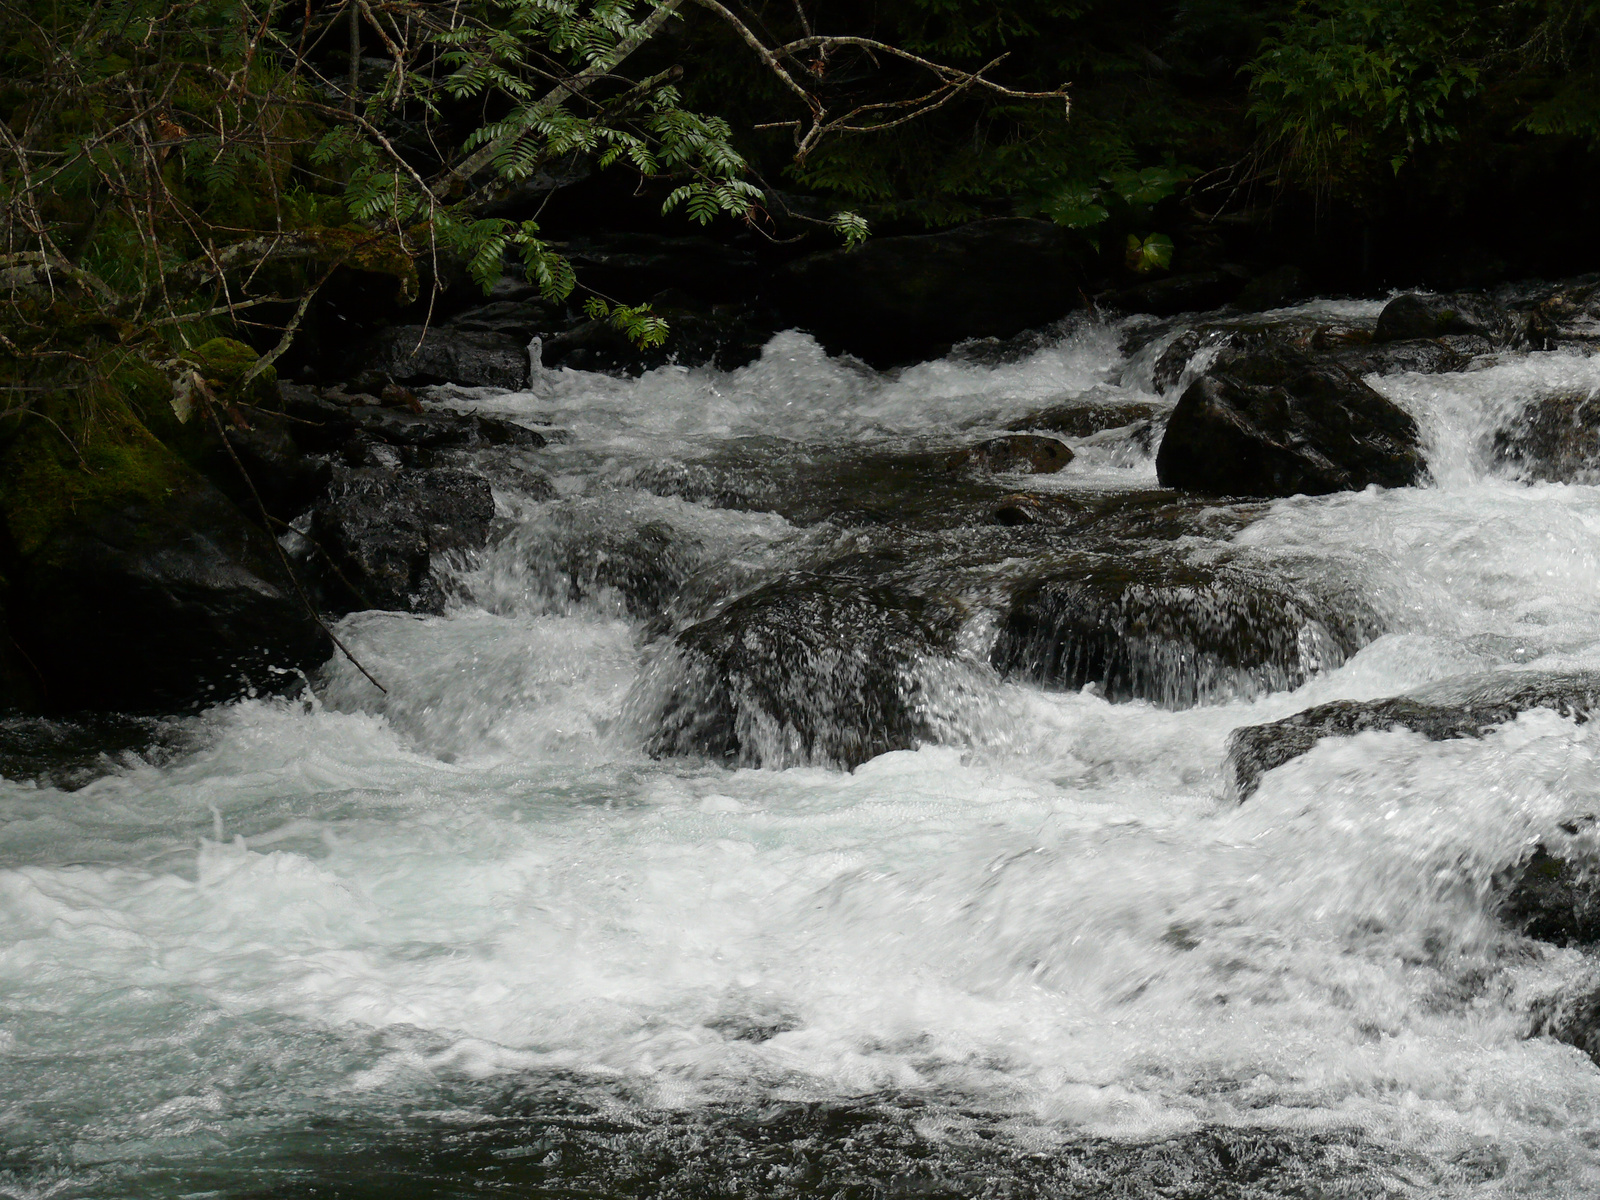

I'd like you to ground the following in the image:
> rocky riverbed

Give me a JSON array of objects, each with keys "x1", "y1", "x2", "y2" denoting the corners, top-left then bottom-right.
[{"x1": 10, "y1": 280, "x2": 1600, "y2": 1195}]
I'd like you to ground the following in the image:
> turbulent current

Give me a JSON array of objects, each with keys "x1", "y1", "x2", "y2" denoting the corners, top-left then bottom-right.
[{"x1": 11, "y1": 304, "x2": 1600, "y2": 1196}]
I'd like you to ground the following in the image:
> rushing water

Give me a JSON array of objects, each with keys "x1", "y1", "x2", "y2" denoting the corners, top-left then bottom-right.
[{"x1": 9, "y1": 306, "x2": 1600, "y2": 1196}]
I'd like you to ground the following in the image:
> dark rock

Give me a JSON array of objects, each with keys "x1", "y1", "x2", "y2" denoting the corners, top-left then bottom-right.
[
  {"x1": 0, "y1": 605, "x2": 40, "y2": 712},
  {"x1": 1226, "y1": 670, "x2": 1600, "y2": 799},
  {"x1": 1326, "y1": 336, "x2": 1488, "y2": 377},
  {"x1": 1097, "y1": 268, "x2": 1250, "y2": 317},
  {"x1": 1155, "y1": 339, "x2": 1426, "y2": 497},
  {"x1": 1235, "y1": 265, "x2": 1307, "y2": 312},
  {"x1": 444, "y1": 299, "x2": 563, "y2": 338},
  {"x1": 311, "y1": 467, "x2": 495, "y2": 613},
  {"x1": 1374, "y1": 292, "x2": 1523, "y2": 345},
  {"x1": 1497, "y1": 822, "x2": 1600, "y2": 947},
  {"x1": 1007, "y1": 400, "x2": 1159, "y2": 438},
  {"x1": 1521, "y1": 277, "x2": 1600, "y2": 348},
  {"x1": 278, "y1": 384, "x2": 545, "y2": 458},
  {"x1": 992, "y1": 555, "x2": 1354, "y2": 708},
  {"x1": 634, "y1": 575, "x2": 960, "y2": 769},
  {"x1": 514, "y1": 507, "x2": 706, "y2": 619},
  {"x1": 9, "y1": 474, "x2": 330, "y2": 713},
  {"x1": 540, "y1": 302, "x2": 776, "y2": 374},
  {"x1": 947, "y1": 434, "x2": 1073, "y2": 475},
  {"x1": 991, "y1": 494, "x2": 1047, "y2": 526},
  {"x1": 349, "y1": 325, "x2": 529, "y2": 390},
  {"x1": 1493, "y1": 391, "x2": 1600, "y2": 484},
  {"x1": 559, "y1": 232, "x2": 763, "y2": 304},
  {"x1": 0, "y1": 712, "x2": 196, "y2": 789},
  {"x1": 196, "y1": 409, "x2": 332, "y2": 523},
  {"x1": 1150, "y1": 321, "x2": 1376, "y2": 396},
  {"x1": 772, "y1": 219, "x2": 1086, "y2": 366},
  {"x1": 1531, "y1": 981, "x2": 1600, "y2": 1066}
]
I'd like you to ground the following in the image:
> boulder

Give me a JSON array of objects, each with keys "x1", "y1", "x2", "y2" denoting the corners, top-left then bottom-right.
[
  {"x1": 1492, "y1": 391, "x2": 1600, "y2": 484},
  {"x1": 1374, "y1": 292, "x2": 1523, "y2": 345},
  {"x1": 0, "y1": 385, "x2": 330, "y2": 712},
  {"x1": 311, "y1": 467, "x2": 495, "y2": 613},
  {"x1": 1226, "y1": 670, "x2": 1600, "y2": 799},
  {"x1": 991, "y1": 555, "x2": 1353, "y2": 708},
  {"x1": 634, "y1": 575, "x2": 960, "y2": 769},
  {"x1": 948, "y1": 434, "x2": 1073, "y2": 475},
  {"x1": 771, "y1": 218, "x2": 1085, "y2": 366},
  {"x1": 347, "y1": 325, "x2": 528, "y2": 390},
  {"x1": 1155, "y1": 339, "x2": 1426, "y2": 497}
]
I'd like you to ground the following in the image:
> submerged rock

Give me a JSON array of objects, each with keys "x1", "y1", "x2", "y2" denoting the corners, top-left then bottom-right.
[
  {"x1": 1226, "y1": 670, "x2": 1600, "y2": 799},
  {"x1": 311, "y1": 467, "x2": 495, "y2": 613},
  {"x1": 992, "y1": 554, "x2": 1352, "y2": 708},
  {"x1": 1497, "y1": 822, "x2": 1600, "y2": 947},
  {"x1": 634, "y1": 574, "x2": 961, "y2": 769},
  {"x1": 1155, "y1": 339, "x2": 1426, "y2": 497},
  {"x1": 948, "y1": 434, "x2": 1074, "y2": 475},
  {"x1": 1008, "y1": 399, "x2": 1159, "y2": 438}
]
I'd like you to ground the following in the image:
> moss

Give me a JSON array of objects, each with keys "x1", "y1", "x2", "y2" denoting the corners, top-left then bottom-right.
[
  {"x1": 0, "y1": 387, "x2": 192, "y2": 560},
  {"x1": 191, "y1": 337, "x2": 278, "y2": 407}
]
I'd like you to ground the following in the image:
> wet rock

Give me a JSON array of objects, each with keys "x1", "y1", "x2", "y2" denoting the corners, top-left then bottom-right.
[
  {"x1": 635, "y1": 575, "x2": 960, "y2": 769},
  {"x1": 1155, "y1": 339, "x2": 1426, "y2": 497},
  {"x1": 444, "y1": 298, "x2": 564, "y2": 338},
  {"x1": 0, "y1": 712, "x2": 196, "y2": 789},
  {"x1": 1007, "y1": 400, "x2": 1159, "y2": 438},
  {"x1": 515, "y1": 507, "x2": 706, "y2": 619},
  {"x1": 1492, "y1": 391, "x2": 1600, "y2": 484},
  {"x1": 1226, "y1": 670, "x2": 1600, "y2": 799},
  {"x1": 991, "y1": 494, "x2": 1047, "y2": 526},
  {"x1": 1374, "y1": 292, "x2": 1523, "y2": 345},
  {"x1": 947, "y1": 434, "x2": 1074, "y2": 475},
  {"x1": 992, "y1": 555, "x2": 1352, "y2": 708},
  {"x1": 1326, "y1": 336, "x2": 1488, "y2": 377},
  {"x1": 1097, "y1": 267, "x2": 1250, "y2": 316},
  {"x1": 278, "y1": 384, "x2": 545, "y2": 459},
  {"x1": 1150, "y1": 321, "x2": 1376, "y2": 396},
  {"x1": 348, "y1": 325, "x2": 528, "y2": 390},
  {"x1": 1530, "y1": 981, "x2": 1600, "y2": 1066},
  {"x1": 311, "y1": 467, "x2": 495, "y2": 613},
  {"x1": 773, "y1": 218, "x2": 1086, "y2": 366},
  {"x1": 1522, "y1": 276, "x2": 1600, "y2": 348},
  {"x1": 1497, "y1": 822, "x2": 1600, "y2": 947}
]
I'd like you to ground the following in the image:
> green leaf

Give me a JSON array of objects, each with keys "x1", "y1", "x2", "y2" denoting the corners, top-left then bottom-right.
[{"x1": 1125, "y1": 232, "x2": 1174, "y2": 275}]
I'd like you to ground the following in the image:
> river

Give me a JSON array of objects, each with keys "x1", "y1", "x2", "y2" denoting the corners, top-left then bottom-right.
[{"x1": 6, "y1": 303, "x2": 1600, "y2": 1196}]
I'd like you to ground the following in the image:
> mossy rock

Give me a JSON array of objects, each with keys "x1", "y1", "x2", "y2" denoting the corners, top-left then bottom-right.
[
  {"x1": 0, "y1": 380, "x2": 328, "y2": 712},
  {"x1": 191, "y1": 337, "x2": 279, "y2": 407},
  {"x1": 0, "y1": 388, "x2": 189, "y2": 559}
]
